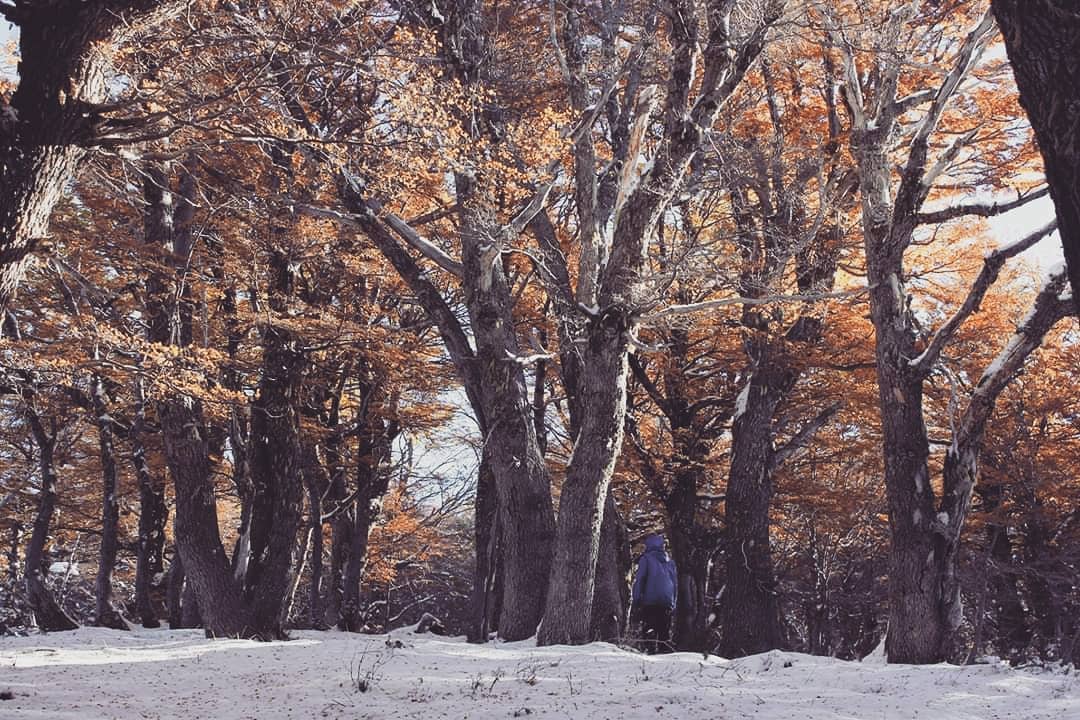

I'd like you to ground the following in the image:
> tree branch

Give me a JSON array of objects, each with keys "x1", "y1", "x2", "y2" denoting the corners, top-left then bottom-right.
[
  {"x1": 916, "y1": 186, "x2": 1051, "y2": 225},
  {"x1": 909, "y1": 220, "x2": 1057, "y2": 376}
]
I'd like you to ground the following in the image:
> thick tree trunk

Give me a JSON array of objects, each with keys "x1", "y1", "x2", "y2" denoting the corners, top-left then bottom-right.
[
  {"x1": 873, "y1": 296, "x2": 940, "y2": 664},
  {"x1": 132, "y1": 380, "x2": 166, "y2": 628},
  {"x1": 992, "y1": 1, "x2": 1080, "y2": 315},
  {"x1": 0, "y1": 1, "x2": 180, "y2": 315},
  {"x1": 538, "y1": 309, "x2": 630, "y2": 646},
  {"x1": 23, "y1": 409, "x2": 79, "y2": 631},
  {"x1": 243, "y1": 325, "x2": 306, "y2": 639},
  {"x1": 91, "y1": 376, "x2": 128, "y2": 630},
  {"x1": 181, "y1": 577, "x2": 202, "y2": 629},
  {"x1": 718, "y1": 354, "x2": 790, "y2": 657},
  {"x1": 589, "y1": 492, "x2": 630, "y2": 643},
  {"x1": 457, "y1": 190, "x2": 556, "y2": 641},
  {"x1": 160, "y1": 397, "x2": 249, "y2": 637}
]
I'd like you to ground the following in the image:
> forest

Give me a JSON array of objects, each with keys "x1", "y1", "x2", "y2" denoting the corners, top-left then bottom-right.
[{"x1": 1, "y1": 0, "x2": 1079, "y2": 675}]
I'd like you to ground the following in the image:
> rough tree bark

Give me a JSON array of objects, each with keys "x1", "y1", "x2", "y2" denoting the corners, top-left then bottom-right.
[
  {"x1": 144, "y1": 160, "x2": 248, "y2": 636},
  {"x1": 992, "y1": 0, "x2": 1080, "y2": 315},
  {"x1": 719, "y1": 349, "x2": 791, "y2": 656},
  {"x1": 835, "y1": 7, "x2": 1060, "y2": 662},
  {"x1": 539, "y1": 0, "x2": 783, "y2": 646},
  {"x1": 437, "y1": 0, "x2": 558, "y2": 641},
  {"x1": 91, "y1": 375, "x2": 128, "y2": 629},
  {"x1": 338, "y1": 362, "x2": 398, "y2": 632},
  {"x1": 0, "y1": 0, "x2": 181, "y2": 315},
  {"x1": 23, "y1": 405, "x2": 79, "y2": 631},
  {"x1": 132, "y1": 379, "x2": 167, "y2": 628},
  {"x1": 243, "y1": 322, "x2": 306, "y2": 639}
]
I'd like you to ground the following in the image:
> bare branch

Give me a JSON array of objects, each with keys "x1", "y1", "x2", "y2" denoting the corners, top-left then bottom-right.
[
  {"x1": 909, "y1": 221, "x2": 1058, "y2": 375},
  {"x1": 769, "y1": 401, "x2": 843, "y2": 473},
  {"x1": 916, "y1": 186, "x2": 1051, "y2": 225}
]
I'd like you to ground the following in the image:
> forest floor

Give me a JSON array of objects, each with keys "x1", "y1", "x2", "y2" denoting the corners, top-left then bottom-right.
[{"x1": 0, "y1": 626, "x2": 1076, "y2": 719}]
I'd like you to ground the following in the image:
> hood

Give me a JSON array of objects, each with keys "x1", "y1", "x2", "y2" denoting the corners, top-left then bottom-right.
[{"x1": 644, "y1": 534, "x2": 665, "y2": 552}]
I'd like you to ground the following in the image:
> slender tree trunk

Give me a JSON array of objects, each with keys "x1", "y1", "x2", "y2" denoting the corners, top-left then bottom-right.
[
  {"x1": 339, "y1": 366, "x2": 397, "y2": 631},
  {"x1": 7, "y1": 518, "x2": 22, "y2": 582},
  {"x1": 91, "y1": 375, "x2": 127, "y2": 630},
  {"x1": 23, "y1": 409, "x2": 79, "y2": 631},
  {"x1": 467, "y1": 448, "x2": 499, "y2": 642},
  {"x1": 167, "y1": 550, "x2": 184, "y2": 629},
  {"x1": 132, "y1": 379, "x2": 166, "y2": 628},
  {"x1": 302, "y1": 442, "x2": 329, "y2": 628},
  {"x1": 325, "y1": 473, "x2": 349, "y2": 627}
]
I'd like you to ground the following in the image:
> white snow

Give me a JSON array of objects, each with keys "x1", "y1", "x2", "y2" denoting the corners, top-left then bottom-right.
[
  {"x1": 733, "y1": 377, "x2": 753, "y2": 420},
  {"x1": 0, "y1": 628, "x2": 1075, "y2": 719},
  {"x1": 46, "y1": 562, "x2": 78, "y2": 577}
]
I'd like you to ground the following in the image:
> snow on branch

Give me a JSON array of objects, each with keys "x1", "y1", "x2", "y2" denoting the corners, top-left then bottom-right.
[
  {"x1": 970, "y1": 269, "x2": 1072, "y2": 403},
  {"x1": 917, "y1": 186, "x2": 1051, "y2": 225},
  {"x1": 366, "y1": 199, "x2": 465, "y2": 278},
  {"x1": 640, "y1": 286, "x2": 866, "y2": 323},
  {"x1": 908, "y1": 220, "x2": 1058, "y2": 376}
]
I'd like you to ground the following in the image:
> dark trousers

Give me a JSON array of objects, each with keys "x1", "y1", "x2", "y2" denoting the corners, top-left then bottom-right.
[{"x1": 640, "y1": 604, "x2": 672, "y2": 654}]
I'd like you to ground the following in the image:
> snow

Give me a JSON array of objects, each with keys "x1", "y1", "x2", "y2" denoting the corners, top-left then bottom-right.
[
  {"x1": 46, "y1": 562, "x2": 78, "y2": 577},
  {"x1": 733, "y1": 377, "x2": 753, "y2": 420},
  {"x1": 0, "y1": 628, "x2": 1076, "y2": 719}
]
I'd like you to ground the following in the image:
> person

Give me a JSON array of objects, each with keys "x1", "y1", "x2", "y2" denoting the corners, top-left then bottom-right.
[{"x1": 631, "y1": 533, "x2": 677, "y2": 654}]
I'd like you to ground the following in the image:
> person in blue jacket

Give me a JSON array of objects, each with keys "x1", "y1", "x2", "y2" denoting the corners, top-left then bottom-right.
[{"x1": 631, "y1": 533, "x2": 677, "y2": 654}]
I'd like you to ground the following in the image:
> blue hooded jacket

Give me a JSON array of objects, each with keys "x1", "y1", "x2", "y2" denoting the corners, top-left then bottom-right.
[{"x1": 631, "y1": 534, "x2": 677, "y2": 609}]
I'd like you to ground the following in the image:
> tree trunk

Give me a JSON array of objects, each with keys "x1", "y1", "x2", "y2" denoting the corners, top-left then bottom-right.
[
  {"x1": 181, "y1": 576, "x2": 202, "y2": 629},
  {"x1": 243, "y1": 325, "x2": 306, "y2": 639},
  {"x1": 167, "y1": 550, "x2": 184, "y2": 629},
  {"x1": 467, "y1": 448, "x2": 499, "y2": 642},
  {"x1": 325, "y1": 472, "x2": 350, "y2": 627},
  {"x1": 874, "y1": 307, "x2": 940, "y2": 664},
  {"x1": 992, "y1": 1, "x2": 1080, "y2": 315},
  {"x1": 664, "y1": 422, "x2": 718, "y2": 653},
  {"x1": 91, "y1": 375, "x2": 128, "y2": 630},
  {"x1": 302, "y1": 442, "x2": 329, "y2": 628},
  {"x1": 718, "y1": 355, "x2": 789, "y2": 657},
  {"x1": 160, "y1": 397, "x2": 249, "y2": 637},
  {"x1": 538, "y1": 308, "x2": 630, "y2": 646},
  {"x1": 132, "y1": 379, "x2": 167, "y2": 628},
  {"x1": 23, "y1": 409, "x2": 79, "y2": 631},
  {"x1": 339, "y1": 365, "x2": 397, "y2": 632},
  {"x1": 589, "y1": 492, "x2": 630, "y2": 643},
  {"x1": 457, "y1": 188, "x2": 556, "y2": 641}
]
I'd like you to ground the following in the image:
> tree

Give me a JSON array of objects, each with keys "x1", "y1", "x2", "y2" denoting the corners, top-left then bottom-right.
[
  {"x1": 992, "y1": 1, "x2": 1080, "y2": 315},
  {"x1": 828, "y1": 2, "x2": 1070, "y2": 662},
  {"x1": 0, "y1": 0, "x2": 181, "y2": 317}
]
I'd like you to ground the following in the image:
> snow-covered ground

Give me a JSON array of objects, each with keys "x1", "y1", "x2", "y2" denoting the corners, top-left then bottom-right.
[{"x1": 1, "y1": 627, "x2": 1076, "y2": 719}]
